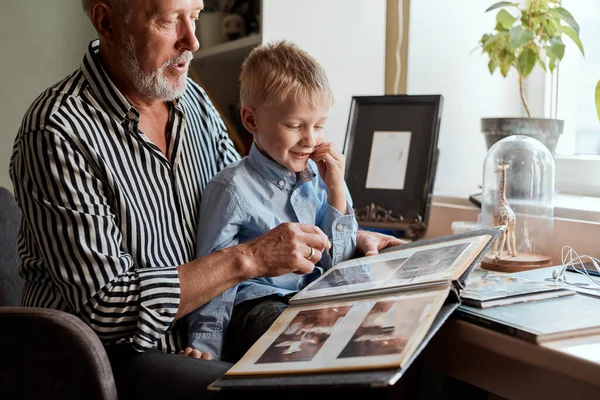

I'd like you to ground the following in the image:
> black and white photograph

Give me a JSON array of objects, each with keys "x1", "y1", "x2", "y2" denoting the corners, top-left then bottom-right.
[
  {"x1": 338, "y1": 295, "x2": 433, "y2": 358},
  {"x1": 255, "y1": 306, "x2": 352, "y2": 364},
  {"x1": 308, "y1": 258, "x2": 408, "y2": 291},
  {"x1": 387, "y1": 243, "x2": 471, "y2": 284}
]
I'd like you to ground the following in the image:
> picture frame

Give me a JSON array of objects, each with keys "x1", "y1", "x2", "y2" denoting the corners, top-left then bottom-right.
[{"x1": 342, "y1": 95, "x2": 443, "y2": 240}]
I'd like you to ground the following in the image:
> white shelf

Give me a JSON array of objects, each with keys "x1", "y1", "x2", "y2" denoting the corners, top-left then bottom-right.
[{"x1": 193, "y1": 34, "x2": 261, "y2": 62}]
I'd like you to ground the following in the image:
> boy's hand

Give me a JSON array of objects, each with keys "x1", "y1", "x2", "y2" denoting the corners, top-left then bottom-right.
[
  {"x1": 178, "y1": 347, "x2": 214, "y2": 360},
  {"x1": 310, "y1": 142, "x2": 347, "y2": 213},
  {"x1": 311, "y1": 142, "x2": 345, "y2": 190}
]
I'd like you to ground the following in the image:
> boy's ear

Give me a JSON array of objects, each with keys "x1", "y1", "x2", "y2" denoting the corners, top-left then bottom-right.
[{"x1": 240, "y1": 106, "x2": 258, "y2": 135}]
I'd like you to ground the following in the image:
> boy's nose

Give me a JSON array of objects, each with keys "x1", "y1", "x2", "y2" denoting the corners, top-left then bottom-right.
[{"x1": 301, "y1": 130, "x2": 318, "y2": 148}]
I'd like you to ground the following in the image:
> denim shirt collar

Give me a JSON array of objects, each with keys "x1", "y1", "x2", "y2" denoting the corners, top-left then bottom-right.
[{"x1": 247, "y1": 142, "x2": 316, "y2": 190}]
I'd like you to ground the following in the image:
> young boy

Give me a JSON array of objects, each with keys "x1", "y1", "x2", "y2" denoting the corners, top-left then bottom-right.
[{"x1": 185, "y1": 40, "x2": 358, "y2": 362}]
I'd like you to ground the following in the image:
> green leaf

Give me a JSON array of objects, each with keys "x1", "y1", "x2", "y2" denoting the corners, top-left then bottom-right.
[
  {"x1": 536, "y1": 57, "x2": 547, "y2": 72},
  {"x1": 595, "y1": 80, "x2": 600, "y2": 122},
  {"x1": 517, "y1": 48, "x2": 537, "y2": 77},
  {"x1": 481, "y1": 33, "x2": 496, "y2": 48},
  {"x1": 542, "y1": 16, "x2": 560, "y2": 37},
  {"x1": 485, "y1": 1, "x2": 519, "y2": 13},
  {"x1": 482, "y1": 32, "x2": 508, "y2": 50},
  {"x1": 560, "y1": 26, "x2": 585, "y2": 56},
  {"x1": 556, "y1": 6, "x2": 580, "y2": 35},
  {"x1": 499, "y1": 51, "x2": 515, "y2": 77},
  {"x1": 510, "y1": 26, "x2": 534, "y2": 49},
  {"x1": 549, "y1": 36, "x2": 566, "y2": 60},
  {"x1": 547, "y1": 49, "x2": 557, "y2": 72},
  {"x1": 496, "y1": 9, "x2": 517, "y2": 30},
  {"x1": 488, "y1": 57, "x2": 499, "y2": 74}
]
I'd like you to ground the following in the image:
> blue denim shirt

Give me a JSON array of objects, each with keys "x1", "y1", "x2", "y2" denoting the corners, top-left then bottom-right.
[{"x1": 186, "y1": 143, "x2": 358, "y2": 359}]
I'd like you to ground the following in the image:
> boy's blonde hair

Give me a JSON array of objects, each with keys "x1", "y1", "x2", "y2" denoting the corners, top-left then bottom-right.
[{"x1": 240, "y1": 40, "x2": 334, "y2": 109}]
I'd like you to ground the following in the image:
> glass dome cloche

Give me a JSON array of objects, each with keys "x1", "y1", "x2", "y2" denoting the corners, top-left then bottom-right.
[{"x1": 480, "y1": 135, "x2": 555, "y2": 272}]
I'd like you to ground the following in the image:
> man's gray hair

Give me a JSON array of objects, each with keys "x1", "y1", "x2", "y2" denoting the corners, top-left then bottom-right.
[{"x1": 81, "y1": 0, "x2": 131, "y2": 19}]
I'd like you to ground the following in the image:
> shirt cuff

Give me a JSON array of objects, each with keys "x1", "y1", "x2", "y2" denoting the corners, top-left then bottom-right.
[
  {"x1": 132, "y1": 267, "x2": 181, "y2": 351},
  {"x1": 323, "y1": 202, "x2": 358, "y2": 238},
  {"x1": 323, "y1": 202, "x2": 358, "y2": 265}
]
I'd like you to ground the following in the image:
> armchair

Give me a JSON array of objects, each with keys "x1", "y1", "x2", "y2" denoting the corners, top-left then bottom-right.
[{"x1": 0, "y1": 186, "x2": 117, "y2": 400}]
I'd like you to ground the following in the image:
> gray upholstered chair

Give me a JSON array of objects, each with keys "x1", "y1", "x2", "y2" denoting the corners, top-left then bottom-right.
[{"x1": 0, "y1": 186, "x2": 117, "y2": 400}]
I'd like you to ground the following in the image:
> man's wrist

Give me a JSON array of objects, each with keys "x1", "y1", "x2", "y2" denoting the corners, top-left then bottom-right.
[{"x1": 230, "y1": 241, "x2": 258, "y2": 281}]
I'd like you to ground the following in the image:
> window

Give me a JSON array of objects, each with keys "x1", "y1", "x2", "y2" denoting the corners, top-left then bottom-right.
[
  {"x1": 554, "y1": 0, "x2": 600, "y2": 156},
  {"x1": 535, "y1": 0, "x2": 600, "y2": 199}
]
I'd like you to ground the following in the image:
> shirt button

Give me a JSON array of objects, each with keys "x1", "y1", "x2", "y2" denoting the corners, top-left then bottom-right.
[
  {"x1": 286, "y1": 171, "x2": 292, "y2": 177},
  {"x1": 336, "y1": 224, "x2": 344, "y2": 231},
  {"x1": 127, "y1": 111, "x2": 136, "y2": 120},
  {"x1": 278, "y1": 180, "x2": 284, "y2": 186}
]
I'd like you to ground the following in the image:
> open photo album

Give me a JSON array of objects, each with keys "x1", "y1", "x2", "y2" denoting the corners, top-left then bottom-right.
[{"x1": 208, "y1": 226, "x2": 503, "y2": 391}]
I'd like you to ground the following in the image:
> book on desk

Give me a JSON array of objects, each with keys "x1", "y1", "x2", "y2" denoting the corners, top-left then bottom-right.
[
  {"x1": 455, "y1": 293, "x2": 600, "y2": 344},
  {"x1": 208, "y1": 227, "x2": 503, "y2": 392},
  {"x1": 459, "y1": 272, "x2": 576, "y2": 308}
]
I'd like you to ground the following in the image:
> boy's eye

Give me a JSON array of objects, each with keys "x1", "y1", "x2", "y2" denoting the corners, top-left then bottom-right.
[
  {"x1": 285, "y1": 124, "x2": 301, "y2": 130},
  {"x1": 315, "y1": 125, "x2": 325, "y2": 130}
]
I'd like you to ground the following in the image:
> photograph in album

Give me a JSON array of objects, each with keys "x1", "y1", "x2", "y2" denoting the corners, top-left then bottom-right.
[{"x1": 225, "y1": 287, "x2": 449, "y2": 376}]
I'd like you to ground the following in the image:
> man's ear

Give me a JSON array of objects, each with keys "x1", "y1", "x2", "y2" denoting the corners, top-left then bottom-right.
[
  {"x1": 240, "y1": 106, "x2": 258, "y2": 135},
  {"x1": 90, "y1": 1, "x2": 118, "y2": 44}
]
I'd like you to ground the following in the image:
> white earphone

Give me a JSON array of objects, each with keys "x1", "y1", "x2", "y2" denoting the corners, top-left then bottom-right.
[{"x1": 549, "y1": 246, "x2": 600, "y2": 288}]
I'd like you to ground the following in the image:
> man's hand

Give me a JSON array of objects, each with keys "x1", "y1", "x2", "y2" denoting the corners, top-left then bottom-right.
[
  {"x1": 178, "y1": 347, "x2": 213, "y2": 360},
  {"x1": 240, "y1": 222, "x2": 332, "y2": 279},
  {"x1": 356, "y1": 230, "x2": 406, "y2": 257}
]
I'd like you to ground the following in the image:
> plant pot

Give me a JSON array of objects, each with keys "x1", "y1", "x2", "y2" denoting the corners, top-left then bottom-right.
[{"x1": 481, "y1": 118, "x2": 564, "y2": 156}]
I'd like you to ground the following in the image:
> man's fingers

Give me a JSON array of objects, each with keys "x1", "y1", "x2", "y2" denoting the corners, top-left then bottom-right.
[{"x1": 295, "y1": 223, "x2": 331, "y2": 251}]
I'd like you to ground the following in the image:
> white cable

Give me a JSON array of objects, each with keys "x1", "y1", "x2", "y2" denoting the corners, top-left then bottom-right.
[
  {"x1": 554, "y1": 245, "x2": 600, "y2": 288},
  {"x1": 393, "y1": 0, "x2": 403, "y2": 94}
]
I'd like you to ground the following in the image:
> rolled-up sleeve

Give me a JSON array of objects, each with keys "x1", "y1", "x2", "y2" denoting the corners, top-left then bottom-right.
[{"x1": 12, "y1": 129, "x2": 179, "y2": 352}]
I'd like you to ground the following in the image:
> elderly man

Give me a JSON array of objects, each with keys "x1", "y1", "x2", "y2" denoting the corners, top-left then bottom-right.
[{"x1": 9, "y1": 0, "x2": 403, "y2": 398}]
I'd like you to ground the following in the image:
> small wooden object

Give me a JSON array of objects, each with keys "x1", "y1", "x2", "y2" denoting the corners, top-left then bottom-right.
[{"x1": 481, "y1": 252, "x2": 553, "y2": 273}]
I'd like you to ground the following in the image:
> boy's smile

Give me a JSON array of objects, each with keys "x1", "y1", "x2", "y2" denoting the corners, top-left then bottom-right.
[{"x1": 248, "y1": 98, "x2": 330, "y2": 173}]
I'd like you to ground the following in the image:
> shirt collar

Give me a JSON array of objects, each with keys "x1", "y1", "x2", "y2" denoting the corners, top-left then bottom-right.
[
  {"x1": 80, "y1": 39, "x2": 183, "y2": 123},
  {"x1": 247, "y1": 142, "x2": 316, "y2": 190}
]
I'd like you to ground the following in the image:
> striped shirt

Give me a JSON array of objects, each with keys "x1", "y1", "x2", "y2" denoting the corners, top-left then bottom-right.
[{"x1": 8, "y1": 40, "x2": 241, "y2": 354}]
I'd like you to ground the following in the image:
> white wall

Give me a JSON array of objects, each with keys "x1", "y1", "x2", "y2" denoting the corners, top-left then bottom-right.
[
  {"x1": 406, "y1": 0, "x2": 523, "y2": 198},
  {"x1": 262, "y1": 0, "x2": 386, "y2": 149},
  {"x1": 0, "y1": 2, "x2": 97, "y2": 193}
]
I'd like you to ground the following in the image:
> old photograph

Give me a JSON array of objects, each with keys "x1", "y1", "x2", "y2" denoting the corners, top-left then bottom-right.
[
  {"x1": 338, "y1": 295, "x2": 434, "y2": 358},
  {"x1": 255, "y1": 305, "x2": 352, "y2": 364},
  {"x1": 308, "y1": 258, "x2": 408, "y2": 291},
  {"x1": 387, "y1": 242, "x2": 470, "y2": 284}
]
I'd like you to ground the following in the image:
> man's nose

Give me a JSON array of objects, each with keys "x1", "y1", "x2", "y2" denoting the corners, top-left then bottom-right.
[{"x1": 179, "y1": 19, "x2": 200, "y2": 53}]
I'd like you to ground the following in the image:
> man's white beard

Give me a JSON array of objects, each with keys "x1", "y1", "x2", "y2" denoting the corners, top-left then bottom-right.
[{"x1": 118, "y1": 33, "x2": 193, "y2": 101}]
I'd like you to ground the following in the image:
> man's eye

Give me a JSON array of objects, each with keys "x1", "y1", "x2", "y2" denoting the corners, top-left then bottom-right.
[
  {"x1": 315, "y1": 125, "x2": 325, "y2": 130},
  {"x1": 285, "y1": 124, "x2": 301, "y2": 130}
]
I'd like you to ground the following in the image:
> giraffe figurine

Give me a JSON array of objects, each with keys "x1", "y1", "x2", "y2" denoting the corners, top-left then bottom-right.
[{"x1": 492, "y1": 160, "x2": 517, "y2": 258}]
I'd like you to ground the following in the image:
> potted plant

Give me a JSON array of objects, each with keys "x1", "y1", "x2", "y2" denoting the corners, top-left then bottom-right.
[{"x1": 476, "y1": 0, "x2": 586, "y2": 155}]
